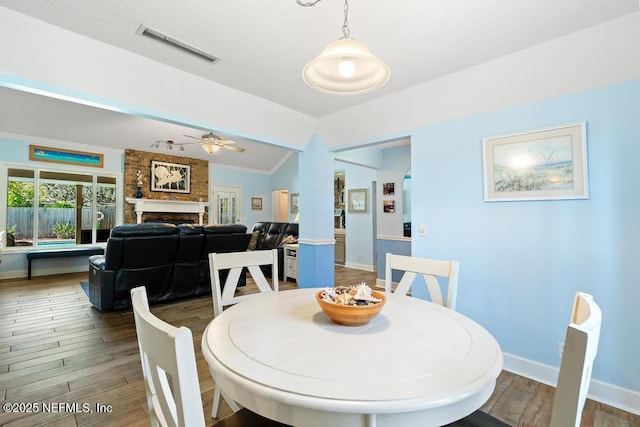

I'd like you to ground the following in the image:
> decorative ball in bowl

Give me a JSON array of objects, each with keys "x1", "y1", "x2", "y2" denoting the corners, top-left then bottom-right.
[{"x1": 316, "y1": 284, "x2": 386, "y2": 327}]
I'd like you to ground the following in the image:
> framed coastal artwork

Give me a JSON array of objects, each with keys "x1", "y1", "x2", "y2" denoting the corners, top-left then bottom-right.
[
  {"x1": 290, "y1": 193, "x2": 299, "y2": 213},
  {"x1": 348, "y1": 188, "x2": 368, "y2": 213},
  {"x1": 482, "y1": 122, "x2": 588, "y2": 201},
  {"x1": 251, "y1": 197, "x2": 263, "y2": 210},
  {"x1": 151, "y1": 161, "x2": 190, "y2": 193}
]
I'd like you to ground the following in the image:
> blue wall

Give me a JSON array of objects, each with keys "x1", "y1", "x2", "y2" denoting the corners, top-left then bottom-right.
[
  {"x1": 210, "y1": 166, "x2": 274, "y2": 227},
  {"x1": 271, "y1": 153, "x2": 300, "y2": 223},
  {"x1": 410, "y1": 80, "x2": 640, "y2": 391}
]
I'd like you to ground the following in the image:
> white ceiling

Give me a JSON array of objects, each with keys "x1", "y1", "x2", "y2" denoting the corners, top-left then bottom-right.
[{"x1": 0, "y1": 0, "x2": 637, "y2": 170}]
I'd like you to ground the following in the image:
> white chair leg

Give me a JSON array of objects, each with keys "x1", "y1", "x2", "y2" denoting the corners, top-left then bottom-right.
[
  {"x1": 211, "y1": 385, "x2": 241, "y2": 418},
  {"x1": 211, "y1": 385, "x2": 221, "y2": 418},
  {"x1": 223, "y1": 390, "x2": 241, "y2": 412}
]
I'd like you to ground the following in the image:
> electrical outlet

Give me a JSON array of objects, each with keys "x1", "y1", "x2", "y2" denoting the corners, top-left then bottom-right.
[{"x1": 558, "y1": 342, "x2": 564, "y2": 359}]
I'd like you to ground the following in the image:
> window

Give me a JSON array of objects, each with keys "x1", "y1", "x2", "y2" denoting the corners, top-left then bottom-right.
[{"x1": 4, "y1": 165, "x2": 119, "y2": 248}]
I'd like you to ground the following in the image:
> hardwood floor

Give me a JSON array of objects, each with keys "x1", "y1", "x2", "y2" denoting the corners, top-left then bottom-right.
[{"x1": 0, "y1": 268, "x2": 637, "y2": 426}]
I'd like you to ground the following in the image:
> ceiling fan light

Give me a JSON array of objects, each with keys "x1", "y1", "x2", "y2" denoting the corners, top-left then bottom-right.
[
  {"x1": 302, "y1": 38, "x2": 389, "y2": 95},
  {"x1": 202, "y1": 142, "x2": 220, "y2": 154}
]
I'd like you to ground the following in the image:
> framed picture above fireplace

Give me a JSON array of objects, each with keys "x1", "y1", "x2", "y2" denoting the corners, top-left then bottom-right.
[{"x1": 151, "y1": 161, "x2": 190, "y2": 193}]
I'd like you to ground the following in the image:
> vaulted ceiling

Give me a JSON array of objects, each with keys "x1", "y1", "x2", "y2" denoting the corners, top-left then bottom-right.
[{"x1": 0, "y1": 0, "x2": 637, "y2": 170}]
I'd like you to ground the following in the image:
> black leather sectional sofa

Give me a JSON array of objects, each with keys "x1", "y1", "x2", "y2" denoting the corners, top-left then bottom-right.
[
  {"x1": 250, "y1": 222, "x2": 298, "y2": 280},
  {"x1": 87, "y1": 223, "x2": 250, "y2": 311}
]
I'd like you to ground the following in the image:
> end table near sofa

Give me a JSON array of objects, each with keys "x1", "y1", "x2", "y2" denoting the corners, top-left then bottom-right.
[{"x1": 283, "y1": 243, "x2": 299, "y2": 282}]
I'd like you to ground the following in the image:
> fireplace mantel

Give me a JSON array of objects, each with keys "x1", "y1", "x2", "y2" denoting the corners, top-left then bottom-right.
[{"x1": 126, "y1": 198, "x2": 207, "y2": 225}]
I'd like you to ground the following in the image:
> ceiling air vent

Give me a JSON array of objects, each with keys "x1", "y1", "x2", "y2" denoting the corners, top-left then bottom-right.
[{"x1": 136, "y1": 24, "x2": 219, "y2": 63}]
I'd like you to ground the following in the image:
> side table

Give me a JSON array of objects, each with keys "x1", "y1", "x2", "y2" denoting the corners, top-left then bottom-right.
[{"x1": 283, "y1": 243, "x2": 299, "y2": 281}]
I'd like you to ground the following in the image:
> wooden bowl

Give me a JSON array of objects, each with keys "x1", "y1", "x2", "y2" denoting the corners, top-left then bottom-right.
[{"x1": 315, "y1": 290, "x2": 386, "y2": 326}]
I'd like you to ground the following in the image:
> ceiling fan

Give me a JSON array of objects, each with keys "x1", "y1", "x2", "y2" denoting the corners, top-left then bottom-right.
[{"x1": 151, "y1": 132, "x2": 245, "y2": 154}]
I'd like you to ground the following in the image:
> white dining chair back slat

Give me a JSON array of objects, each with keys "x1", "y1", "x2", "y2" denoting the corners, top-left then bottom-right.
[
  {"x1": 210, "y1": 249, "x2": 279, "y2": 318},
  {"x1": 385, "y1": 253, "x2": 459, "y2": 309}
]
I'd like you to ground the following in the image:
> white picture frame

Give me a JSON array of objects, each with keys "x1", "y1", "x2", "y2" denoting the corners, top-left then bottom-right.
[
  {"x1": 151, "y1": 161, "x2": 190, "y2": 193},
  {"x1": 348, "y1": 188, "x2": 368, "y2": 213},
  {"x1": 482, "y1": 122, "x2": 588, "y2": 201}
]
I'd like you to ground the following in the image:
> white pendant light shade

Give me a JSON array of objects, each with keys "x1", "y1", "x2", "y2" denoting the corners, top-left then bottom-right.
[{"x1": 303, "y1": 38, "x2": 390, "y2": 95}]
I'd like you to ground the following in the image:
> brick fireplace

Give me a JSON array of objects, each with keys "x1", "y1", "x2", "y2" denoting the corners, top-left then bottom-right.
[{"x1": 124, "y1": 149, "x2": 209, "y2": 224}]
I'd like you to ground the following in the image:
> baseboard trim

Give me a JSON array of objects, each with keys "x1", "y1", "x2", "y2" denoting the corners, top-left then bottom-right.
[
  {"x1": 297, "y1": 238, "x2": 334, "y2": 246},
  {"x1": 0, "y1": 266, "x2": 86, "y2": 281},
  {"x1": 503, "y1": 352, "x2": 640, "y2": 415},
  {"x1": 343, "y1": 262, "x2": 375, "y2": 272}
]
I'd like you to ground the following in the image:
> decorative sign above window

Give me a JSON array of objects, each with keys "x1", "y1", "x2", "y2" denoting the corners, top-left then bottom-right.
[
  {"x1": 29, "y1": 145, "x2": 104, "y2": 168},
  {"x1": 151, "y1": 161, "x2": 190, "y2": 193}
]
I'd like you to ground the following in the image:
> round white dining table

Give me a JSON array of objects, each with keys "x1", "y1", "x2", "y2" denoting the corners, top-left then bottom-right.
[{"x1": 201, "y1": 288, "x2": 503, "y2": 427}]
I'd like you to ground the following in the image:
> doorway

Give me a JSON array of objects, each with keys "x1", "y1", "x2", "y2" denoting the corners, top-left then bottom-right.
[
  {"x1": 272, "y1": 189, "x2": 288, "y2": 222},
  {"x1": 212, "y1": 185, "x2": 242, "y2": 224}
]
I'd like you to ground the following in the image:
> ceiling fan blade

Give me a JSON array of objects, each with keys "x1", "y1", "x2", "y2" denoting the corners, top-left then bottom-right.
[
  {"x1": 176, "y1": 141, "x2": 202, "y2": 147},
  {"x1": 221, "y1": 144, "x2": 245, "y2": 153},
  {"x1": 183, "y1": 134, "x2": 201, "y2": 140}
]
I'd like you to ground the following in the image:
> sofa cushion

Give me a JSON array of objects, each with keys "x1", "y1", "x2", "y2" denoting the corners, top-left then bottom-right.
[
  {"x1": 204, "y1": 224, "x2": 248, "y2": 234},
  {"x1": 173, "y1": 224, "x2": 206, "y2": 299},
  {"x1": 111, "y1": 222, "x2": 178, "y2": 237},
  {"x1": 248, "y1": 231, "x2": 260, "y2": 250},
  {"x1": 281, "y1": 235, "x2": 297, "y2": 245},
  {"x1": 251, "y1": 222, "x2": 271, "y2": 248},
  {"x1": 283, "y1": 222, "x2": 298, "y2": 239},
  {"x1": 262, "y1": 222, "x2": 288, "y2": 249}
]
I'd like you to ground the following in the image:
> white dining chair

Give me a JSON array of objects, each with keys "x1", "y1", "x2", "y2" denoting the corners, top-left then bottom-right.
[
  {"x1": 550, "y1": 291, "x2": 602, "y2": 427},
  {"x1": 131, "y1": 285, "x2": 205, "y2": 427},
  {"x1": 131, "y1": 286, "x2": 289, "y2": 427},
  {"x1": 445, "y1": 291, "x2": 602, "y2": 427},
  {"x1": 384, "y1": 252, "x2": 460, "y2": 309},
  {"x1": 209, "y1": 248, "x2": 279, "y2": 318},
  {"x1": 208, "y1": 249, "x2": 279, "y2": 417}
]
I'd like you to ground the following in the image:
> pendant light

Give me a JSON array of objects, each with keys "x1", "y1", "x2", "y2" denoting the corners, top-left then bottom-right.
[{"x1": 300, "y1": 0, "x2": 390, "y2": 95}]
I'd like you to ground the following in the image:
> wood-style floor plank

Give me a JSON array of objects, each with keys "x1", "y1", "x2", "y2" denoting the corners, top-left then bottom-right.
[{"x1": 0, "y1": 269, "x2": 638, "y2": 426}]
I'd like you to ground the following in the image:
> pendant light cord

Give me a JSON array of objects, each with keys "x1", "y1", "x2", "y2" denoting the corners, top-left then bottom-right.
[
  {"x1": 341, "y1": 0, "x2": 350, "y2": 39},
  {"x1": 296, "y1": 0, "x2": 351, "y2": 39},
  {"x1": 296, "y1": 0, "x2": 322, "y2": 7}
]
